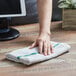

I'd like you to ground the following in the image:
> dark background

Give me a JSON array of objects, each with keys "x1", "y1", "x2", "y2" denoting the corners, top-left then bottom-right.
[
  {"x1": 0, "y1": 0, "x2": 62, "y2": 25},
  {"x1": 0, "y1": 0, "x2": 21, "y2": 15}
]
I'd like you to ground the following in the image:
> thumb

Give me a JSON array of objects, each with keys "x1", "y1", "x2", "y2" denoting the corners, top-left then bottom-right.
[{"x1": 29, "y1": 41, "x2": 37, "y2": 49}]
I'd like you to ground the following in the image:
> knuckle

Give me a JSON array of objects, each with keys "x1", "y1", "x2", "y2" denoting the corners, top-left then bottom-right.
[
  {"x1": 38, "y1": 38, "x2": 43, "y2": 41},
  {"x1": 44, "y1": 46, "x2": 47, "y2": 49}
]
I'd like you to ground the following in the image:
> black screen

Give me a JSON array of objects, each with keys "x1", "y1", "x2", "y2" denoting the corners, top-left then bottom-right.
[{"x1": 0, "y1": 0, "x2": 21, "y2": 15}]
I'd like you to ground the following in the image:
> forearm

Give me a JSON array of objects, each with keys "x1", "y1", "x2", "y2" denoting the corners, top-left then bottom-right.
[{"x1": 37, "y1": 0, "x2": 52, "y2": 35}]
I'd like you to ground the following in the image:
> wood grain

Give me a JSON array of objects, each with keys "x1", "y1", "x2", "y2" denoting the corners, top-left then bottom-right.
[
  {"x1": 0, "y1": 22, "x2": 76, "y2": 76},
  {"x1": 62, "y1": 9, "x2": 76, "y2": 29}
]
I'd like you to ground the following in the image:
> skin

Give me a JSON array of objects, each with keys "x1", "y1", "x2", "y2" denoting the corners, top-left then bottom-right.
[{"x1": 30, "y1": 0, "x2": 53, "y2": 56}]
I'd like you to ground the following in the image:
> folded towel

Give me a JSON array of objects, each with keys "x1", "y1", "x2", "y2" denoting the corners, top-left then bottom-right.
[{"x1": 6, "y1": 41, "x2": 71, "y2": 65}]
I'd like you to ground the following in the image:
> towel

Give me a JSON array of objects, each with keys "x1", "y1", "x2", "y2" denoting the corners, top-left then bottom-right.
[{"x1": 6, "y1": 41, "x2": 71, "y2": 65}]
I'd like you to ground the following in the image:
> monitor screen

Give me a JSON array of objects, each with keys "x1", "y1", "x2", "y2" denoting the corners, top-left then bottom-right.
[{"x1": 0, "y1": 0, "x2": 26, "y2": 17}]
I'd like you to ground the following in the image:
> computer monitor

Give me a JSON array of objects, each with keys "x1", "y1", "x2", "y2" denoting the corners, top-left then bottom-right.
[
  {"x1": 0, "y1": 0, "x2": 26, "y2": 18},
  {"x1": 0, "y1": 0, "x2": 26, "y2": 41}
]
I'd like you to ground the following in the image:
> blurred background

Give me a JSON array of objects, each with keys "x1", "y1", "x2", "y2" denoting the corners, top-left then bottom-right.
[{"x1": 10, "y1": 0, "x2": 62, "y2": 25}]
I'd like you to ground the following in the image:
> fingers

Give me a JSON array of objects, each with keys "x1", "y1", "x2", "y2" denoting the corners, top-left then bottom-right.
[
  {"x1": 29, "y1": 40, "x2": 53, "y2": 56},
  {"x1": 29, "y1": 42, "x2": 37, "y2": 49},
  {"x1": 47, "y1": 43, "x2": 51, "y2": 55},
  {"x1": 38, "y1": 40, "x2": 53, "y2": 55},
  {"x1": 39, "y1": 41, "x2": 43, "y2": 54},
  {"x1": 43, "y1": 41, "x2": 48, "y2": 56},
  {"x1": 43, "y1": 41, "x2": 53, "y2": 56},
  {"x1": 50, "y1": 44, "x2": 53, "y2": 53}
]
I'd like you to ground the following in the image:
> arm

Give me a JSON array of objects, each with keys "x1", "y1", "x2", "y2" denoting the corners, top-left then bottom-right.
[
  {"x1": 30, "y1": 0, "x2": 53, "y2": 55},
  {"x1": 37, "y1": 0, "x2": 52, "y2": 35}
]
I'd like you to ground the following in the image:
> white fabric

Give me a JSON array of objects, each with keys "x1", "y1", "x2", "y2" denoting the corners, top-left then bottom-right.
[{"x1": 6, "y1": 41, "x2": 71, "y2": 65}]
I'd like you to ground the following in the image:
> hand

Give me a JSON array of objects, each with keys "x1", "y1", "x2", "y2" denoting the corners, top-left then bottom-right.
[{"x1": 29, "y1": 32, "x2": 53, "y2": 56}]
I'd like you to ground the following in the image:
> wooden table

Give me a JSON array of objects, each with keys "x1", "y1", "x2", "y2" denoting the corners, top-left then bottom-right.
[{"x1": 0, "y1": 22, "x2": 76, "y2": 76}]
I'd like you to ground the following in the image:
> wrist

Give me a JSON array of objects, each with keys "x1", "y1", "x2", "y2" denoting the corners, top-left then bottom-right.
[{"x1": 39, "y1": 31, "x2": 51, "y2": 37}]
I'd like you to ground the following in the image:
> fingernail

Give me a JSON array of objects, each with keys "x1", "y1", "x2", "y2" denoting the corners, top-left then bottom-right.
[
  {"x1": 29, "y1": 47, "x2": 33, "y2": 49},
  {"x1": 44, "y1": 53, "x2": 47, "y2": 56},
  {"x1": 48, "y1": 52, "x2": 51, "y2": 55}
]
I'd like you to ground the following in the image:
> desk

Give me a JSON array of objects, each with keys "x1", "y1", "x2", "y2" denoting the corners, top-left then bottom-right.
[{"x1": 0, "y1": 22, "x2": 76, "y2": 76}]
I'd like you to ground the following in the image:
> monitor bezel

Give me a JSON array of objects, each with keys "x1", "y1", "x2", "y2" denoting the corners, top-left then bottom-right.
[{"x1": 0, "y1": 0, "x2": 26, "y2": 18}]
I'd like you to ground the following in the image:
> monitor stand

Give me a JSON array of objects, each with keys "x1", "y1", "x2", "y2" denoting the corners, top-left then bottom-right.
[{"x1": 0, "y1": 18, "x2": 20, "y2": 41}]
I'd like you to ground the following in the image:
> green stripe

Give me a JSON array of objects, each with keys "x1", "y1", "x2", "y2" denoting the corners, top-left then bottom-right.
[
  {"x1": 17, "y1": 43, "x2": 60, "y2": 59},
  {"x1": 53, "y1": 43, "x2": 60, "y2": 48},
  {"x1": 17, "y1": 52, "x2": 39, "y2": 59}
]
